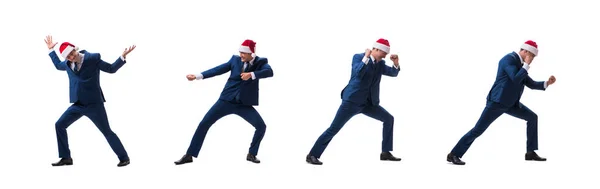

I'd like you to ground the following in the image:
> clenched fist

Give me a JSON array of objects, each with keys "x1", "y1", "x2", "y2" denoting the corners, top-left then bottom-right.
[
  {"x1": 547, "y1": 75, "x2": 556, "y2": 85},
  {"x1": 390, "y1": 54, "x2": 399, "y2": 67},
  {"x1": 186, "y1": 74, "x2": 196, "y2": 81},
  {"x1": 241, "y1": 72, "x2": 252, "y2": 80},
  {"x1": 365, "y1": 48, "x2": 372, "y2": 57}
]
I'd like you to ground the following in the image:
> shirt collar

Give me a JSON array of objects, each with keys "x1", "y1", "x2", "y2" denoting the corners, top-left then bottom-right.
[
  {"x1": 246, "y1": 56, "x2": 255, "y2": 65},
  {"x1": 514, "y1": 51, "x2": 524, "y2": 64},
  {"x1": 370, "y1": 55, "x2": 379, "y2": 63}
]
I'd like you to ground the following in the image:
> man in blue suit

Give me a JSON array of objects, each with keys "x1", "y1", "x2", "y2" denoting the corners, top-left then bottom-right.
[
  {"x1": 447, "y1": 40, "x2": 557, "y2": 165},
  {"x1": 44, "y1": 35, "x2": 136, "y2": 167},
  {"x1": 175, "y1": 39, "x2": 273, "y2": 165},
  {"x1": 306, "y1": 38, "x2": 401, "y2": 165}
]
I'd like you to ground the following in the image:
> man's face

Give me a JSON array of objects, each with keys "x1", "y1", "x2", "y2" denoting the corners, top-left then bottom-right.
[
  {"x1": 526, "y1": 50, "x2": 536, "y2": 60},
  {"x1": 372, "y1": 48, "x2": 388, "y2": 60},
  {"x1": 240, "y1": 52, "x2": 253, "y2": 62},
  {"x1": 520, "y1": 49, "x2": 536, "y2": 62},
  {"x1": 65, "y1": 50, "x2": 79, "y2": 62}
]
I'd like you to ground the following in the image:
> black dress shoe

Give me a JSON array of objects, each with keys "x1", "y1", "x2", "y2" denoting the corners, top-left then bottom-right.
[
  {"x1": 380, "y1": 152, "x2": 401, "y2": 161},
  {"x1": 525, "y1": 151, "x2": 547, "y2": 161},
  {"x1": 117, "y1": 159, "x2": 130, "y2": 167},
  {"x1": 174, "y1": 154, "x2": 193, "y2": 165},
  {"x1": 447, "y1": 153, "x2": 466, "y2": 165},
  {"x1": 51, "y1": 158, "x2": 73, "y2": 166},
  {"x1": 306, "y1": 154, "x2": 323, "y2": 165},
  {"x1": 246, "y1": 154, "x2": 261, "y2": 164}
]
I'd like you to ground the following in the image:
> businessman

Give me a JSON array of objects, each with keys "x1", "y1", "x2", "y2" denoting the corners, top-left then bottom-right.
[
  {"x1": 174, "y1": 39, "x2": 274, "y2": 165},
  {"x1": 44, "y1": 35, "x2": 135, "y2": 167},
  {"x1": 447, "y1": 40, "x2": 556, "y2": 165},
  {"x1": 306, "y1": 38, "x2": 401, "y2": 165}
]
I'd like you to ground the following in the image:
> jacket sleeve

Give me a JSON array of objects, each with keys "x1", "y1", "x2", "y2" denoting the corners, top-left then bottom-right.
[
  {"x1": 97, "y1": 53, "x2": 126, "y2": 73},
  {"x1": 500, "y1": 56, "x2": 528, "y2": 84},
  {"x1": 199, "y1": 55, "x2": 234, "y2": 79},
  {"x1": 524, "y1": 76, "x2": 546, "y2": 90},
  {"x1": 48, "y1": 51, "x2": 67, "y2": 71},
  {"x1": 352, "y1": 54, "x2": 368, "y2": 78},
  {"x1": 253, "y1": 58, "x2": 273, "y2": 79},
  {"x1": 382, "y1": 62, "x2": 400, "y2": 77}
]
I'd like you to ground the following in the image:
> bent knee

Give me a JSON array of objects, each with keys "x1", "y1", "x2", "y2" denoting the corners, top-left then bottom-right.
[
  {"x1": 55, "y1": 119, "x2": 69, "y2": 129},
  {"x1": 384, "y1": 115, "x2": 394, "y2": 123},
  {"x1": 528, "y1": 112, "x2": 538, "y2": 122}
]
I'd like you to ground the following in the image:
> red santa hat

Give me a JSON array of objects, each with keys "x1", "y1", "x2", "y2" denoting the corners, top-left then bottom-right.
[
  {"x1": 59, "y1": 42, "x2": 78, "y2": 59},
  {"x1": 238, "y1": 39, "x2": 256, "y2": 56},
  {"x1": 373, "y1": 38, "x2": 390, "y2": 54},
  {"x1": 520, "y1": 40, "x2": 538, "y2": 56}
]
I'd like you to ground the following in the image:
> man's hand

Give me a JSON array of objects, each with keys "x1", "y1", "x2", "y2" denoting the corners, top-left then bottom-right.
[
  {"x1": 365, "y1": 48, "x2": 372, "y2": 57},
  {"x1": 186, "y1": 74, "x2": 196, "y2": 81},
  {"x1": 390, "y1": 54, "x2": 399, "y2": 67},
  {"x1": 547, "y1": 75, "x2": 556, "y2": 86},
  {"x1": 122, "y1": 45, "x2": 136, "y2": 59},
  {"x1": 240, "y1": 72, "x2": 252, "y2": 80},
  {"x1": 45, "y1": 35, "x2": 58, "y2": 50}
]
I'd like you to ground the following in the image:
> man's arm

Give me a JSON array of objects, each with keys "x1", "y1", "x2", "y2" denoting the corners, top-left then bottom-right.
[
  {"x1": 97, "y1": 45, "x2": 135, "y2": 73},
  {"x1": 524, "y1": 76, "x2": 546, "y2": 90},
  {"x1": 195, "y1": 56, "x2": 234, "y2": 80},
  {"x1": 97, "y1": 54, "x2": 126, "y2": 74},
  {"x1": 500, "y1": 56, "x2": 529, "y2": 84},
  {"x1": 45, "y1": 36, "x2": 66, "y2": 70},
  {"x1": 249, "y1": 58, "x2": 273, "y2": 80},
  {"x1": 352, "y1": 53, "x2": 368, "y2": 78},
  {"x1": 48, "y1": 50, "x2": 67, "y2": 71}
]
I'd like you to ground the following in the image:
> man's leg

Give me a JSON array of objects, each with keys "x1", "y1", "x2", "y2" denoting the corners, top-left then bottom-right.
[
  {"x1": 55, "y1": 104, "x2": 84, "y2": 159},
  {"x1": 450, "y1": 105, "x2": 506, "y2": 158},
  {"x1": 186, "y1": 100, "x2": 234, "y2": 157},
  {"x1": 506, "y1": 103, "x2": 539, "y2": 152},
  {"x1": 84, "y1": 103, "x2": 129, "y2": 161},
  {"x1": 308, "y1": 101, "x2": 363, "y2": 158},
  {"x1": 235, "y1": 105, "x2": 267, "y2": 156},
  {"x1": 361, "y1": 105, "x2": 395, "y2": 152}
]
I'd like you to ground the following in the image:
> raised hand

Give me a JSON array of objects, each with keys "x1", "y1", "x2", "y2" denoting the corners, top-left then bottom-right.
[
  {"x1": 365, "y1": 48, "x2": 372, "y2": 57},
  {"x1": 390, "y1": 54, "x2": 399, "y2": 67},
  {"x1": 547, "y1": 75, "x2": 556, "y2": 85},
  {"x1": 122, "y1": 45, "x2": 136, "y2": 59},
  {"x1": 45, "y1": 35, "x2": 58, "y2": 50}
]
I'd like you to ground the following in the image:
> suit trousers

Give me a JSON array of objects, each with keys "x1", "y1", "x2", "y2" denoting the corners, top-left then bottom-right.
[
  {"x1": 186, "y1": 99, "x2": 267, "y2": 157},
  {"x1": 309, "y1": 100, "x2": 395, "y2": 158},
  {"x1": 450, "y1": 101, "x2": 539, "y2": 157},
  {"x1": 55, "y1": 101, "x2": 129, "y2": 161}
]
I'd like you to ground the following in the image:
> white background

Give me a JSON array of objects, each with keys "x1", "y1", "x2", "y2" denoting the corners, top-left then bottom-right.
[{"x1": 0, "y1": 0, "x2": 598, "y2": 188}]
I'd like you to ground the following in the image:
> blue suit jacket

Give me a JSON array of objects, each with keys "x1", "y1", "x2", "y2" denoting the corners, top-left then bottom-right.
[
  {"x1": 201, "y1": 55, "x2": 273, "y2": 106},
  {"x1": 341, "y1": 53, "x2": 400, "y2": 106},
  {"x1": 486, "y1": 52, "x2": 546, "y2": 107},
  {"x1": 49, "y1": 50, "x2": 126, "y2": 104}
]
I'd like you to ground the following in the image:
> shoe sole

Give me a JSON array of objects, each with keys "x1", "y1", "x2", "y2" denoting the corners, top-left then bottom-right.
[
  {"x1": 446, "y1": 158, "x2": 466, "y2": 165},
  {"x1": 51, "y1": 163, "x2": 73, "y2": 166}
]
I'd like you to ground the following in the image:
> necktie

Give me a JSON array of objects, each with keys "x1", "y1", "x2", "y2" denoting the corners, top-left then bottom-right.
[
  {"x1": 371, "y1": 59, "x2": 376, "y2": 69},
  {"x1": 243, "y1": 62, "x2": 249, "y2": 72},
  {"x1": 73, "y1": 62, "x2": 78, "y2": 72}
]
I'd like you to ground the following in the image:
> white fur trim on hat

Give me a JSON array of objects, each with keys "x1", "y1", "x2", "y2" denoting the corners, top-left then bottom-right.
[
  {"x1": 61, "y1": 45, "x2": 75, "y2": 59},
  {"x1": 521, "y1": 43, "x2": 538, "y2": 56},
  {"x1": 373, "y1": 42, "x2": 390, "y2": 53},
  {"x1": 239, "y1": 46, "x2": 253, "y2": 54}
]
